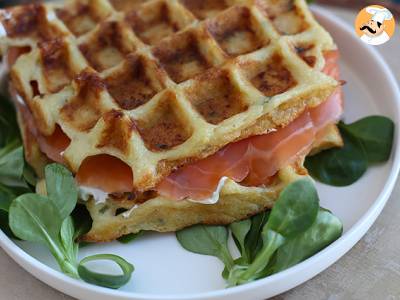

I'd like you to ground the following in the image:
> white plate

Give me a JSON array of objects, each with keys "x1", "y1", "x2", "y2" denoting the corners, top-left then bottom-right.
[{"x1": 0, "y1": 6, "x2": 399, "y2": 300}]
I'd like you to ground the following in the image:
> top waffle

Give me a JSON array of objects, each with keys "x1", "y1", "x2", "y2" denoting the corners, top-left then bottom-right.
[{"x1": 0, "y1": 0, "x2": 338, "y2": 192}]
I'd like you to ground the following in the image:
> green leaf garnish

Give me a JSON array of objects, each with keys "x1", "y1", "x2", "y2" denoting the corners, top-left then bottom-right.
[
  {"x1": 230, "y1": 219, "x2": 251, "y2": 264},
  {"x1": 227, "y1": 179, "x2": 319, "y2": 286},
  {"x1": 244, "y1": 212, "x2": 269, "y2": 263},
  {"x1": 266, "y1": 179, "x2": 319, "y2": 237},
  {"x1": 7, "y1": 163, "x2": 134, "y2": 288},
  {"x1": 305, "y1": 116, "x2": 394, "y2": 186},
  {"x1": 60, "y1": 216, "x2": 79, "y2": 265},
  {"x1": 78, "y1": 254, "x2": 134, "y2": 289},
  {"x1": 0, "y1": 145, "x2": 27, "y2": 188},
  {"x1": 176, "y1": 225, "x2": 235, "y2": 273},
  {"x1": 270, "y1": 208, "x2": 342, "y2": 274},
  {"x1": 343, "y1": 116, "x2": 394, "y2": 163},
  {"x1": 176, "y1": 179, "x2": 341, "y2": 287},
  {"x1": 0, "y1": 184, "x2": 15, "y2": 212},
  {"x1": 45, "y1": 164, "x2": 78, "y2": 220},
  {"x1": 0, "y1": 95, "x2": 20, "y2": 147},
  {"x1": 9, "y1": 193, "x2": 63, "y2": 244}
]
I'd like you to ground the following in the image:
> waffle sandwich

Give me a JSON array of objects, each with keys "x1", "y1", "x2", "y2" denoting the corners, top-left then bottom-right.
[{"x1": 0, "y1": 0, "x2": 343, "y2": 242}]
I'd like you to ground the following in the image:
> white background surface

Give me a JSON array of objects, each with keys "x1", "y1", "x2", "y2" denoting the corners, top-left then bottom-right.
[{"x1": 0, "y1": 6, "x2": 399, "y2": 300}]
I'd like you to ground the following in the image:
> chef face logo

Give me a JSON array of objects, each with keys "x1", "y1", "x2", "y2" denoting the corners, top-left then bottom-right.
[{"x1": 355, "y1": 5, "x2": 395, "y2": 46}]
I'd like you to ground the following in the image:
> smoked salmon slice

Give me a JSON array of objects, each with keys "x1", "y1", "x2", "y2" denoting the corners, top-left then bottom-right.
[
  {"x1": 76, "y1": 155, "x2": 134, "y2": 193},
  {"x1": 37, "y1": 125, "x2": 71, "y2": 163}
]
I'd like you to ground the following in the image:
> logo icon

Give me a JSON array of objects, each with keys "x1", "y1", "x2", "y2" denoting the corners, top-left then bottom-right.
[{"x1": 355, "y1": 5, "x2": 395, "y2": 46}]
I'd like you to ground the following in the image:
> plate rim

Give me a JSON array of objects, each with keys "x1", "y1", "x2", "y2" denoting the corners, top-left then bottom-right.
[{"x1": 0, "y1": 6, "x2": 400, "y2": 300}]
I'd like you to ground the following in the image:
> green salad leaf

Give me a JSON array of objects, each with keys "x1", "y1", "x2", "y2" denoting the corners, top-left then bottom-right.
[
  {"x1": 23, "y1": 164, "x2": 38, "y2": 187},
  {"x1": 305, "y1": 126, "x2": 368, "y2": 186},
  {"x1": 7, "y1": 163, "x2": 135, "y2": 288},
  {"x1": 305, "y1": 116, "x2": 394, "y2": 186},
  {"x1": 343, "y1": 116, "x2": 394, "y2": 163},
  {"x1": 9, "y1": 193, "x2": 63, "y2": 244},
  {"x1": 266, "y1": 179, "x2": 319, "y2": 237},
  {"x1": 176, "y1": 225, "x2": 235, "y2": 272},
  {"x1": 271, "y1": 208, "x2": 343, "y2": 273},
  {"x1": 227, "y1": 179, "x2": 319, "y2": 286},
  {"x1": 78, "y1": 254, "x2": 134, "y2": 289},
  {"x1": 0, "y1": 96, "x2": 35, "y2": 190},
  {"x1": 0, "y1": 95, "x2": 20, "y2": 147},
  {"x1": 176, "y1": 179, "x2": 342, "y2": 287},
  {"x1": 45, "y1": 164, "x2": 78, "y2": 220},
  {"x1": 0, "y1": 184, "x2": 20, "y2": 238},
  {"x1": 60, "y1": 216, "x2": 79, "y2": 265},
  {"x1": 0, "y1": 184, "x2": 15, "y2": 212},
  {"x1": 230, "y1": 212, "x2": 270, "y2": 266},
  {"x1": 245, "y1": 212, "x2": 269, "y2": 263},
  {"x1": 0, "y1": 145, "x2": 27, "y2": 188},
  {"x1": 228, "y1": 229, "x2": 285, "y2": 285},
  {"x1": 230, "y1": 219, "x2": 251, "y2": 263}
]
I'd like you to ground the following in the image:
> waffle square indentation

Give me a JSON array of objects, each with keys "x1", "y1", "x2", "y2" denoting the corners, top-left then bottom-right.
[
  {"x1": 105, "y1": 54, "x2": 166, "y2": 110},
  {"x1": 135, "y1": 91, "x2": 192, "y2": 151},
  {"x1": 38, "y1": 38, "x2": 75, "y2": 93},
  {"x1": 79, "y1": 21, "x2": 137, "y2": 71},
  {"x1": 56, "y1": 0, "x2": 111, "y2": 36},
  {"x1": 246, "y1": 54, "x2": 297, "y2": 97},
  {"x1": 184, "y1": 69, "x2": 248, "y2": 124},
  {"x1": 206, "y1": 6, "x2": 268, "y2": 57},
  {"x1": 152, "y1": 30, "x2": 212, "y2": 83},
  {"x1": 258, "y1": 0, "x2": 309, "y2": 35},
  {"x1": 60, "y1": 70, "x2": 110, "y2": 131},
  {"x1": 125, "y1": 0, "x2": 193, "y2": 45}
]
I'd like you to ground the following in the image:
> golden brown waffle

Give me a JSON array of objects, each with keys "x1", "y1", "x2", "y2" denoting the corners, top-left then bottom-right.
[{"x1": 1, "y1": 0, "x2": 338, "y2": 192}]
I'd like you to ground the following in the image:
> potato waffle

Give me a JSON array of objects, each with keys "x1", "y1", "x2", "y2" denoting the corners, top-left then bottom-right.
[{"x1": 1, "y1": 0, "x2": 338, "y2": 192}]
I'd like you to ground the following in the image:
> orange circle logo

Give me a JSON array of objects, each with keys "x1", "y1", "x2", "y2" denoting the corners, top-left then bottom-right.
[{"x1": 355, "y1": 5, "x2": 395, "y2": 46}]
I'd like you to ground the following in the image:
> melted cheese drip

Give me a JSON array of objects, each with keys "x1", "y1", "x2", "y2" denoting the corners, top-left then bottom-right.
[
  {"x1": 122, "y1": 205, "x2": 139, "y2": 218},
  {"x1": 79, "y1": 175, "x2": 229, "y2": 215},
  {"x1": 188, "y1": 176, "x2": 228, "y2": 205},
  {"x1": 79, "y1": 186, "x2": 109, "y2": 205}
]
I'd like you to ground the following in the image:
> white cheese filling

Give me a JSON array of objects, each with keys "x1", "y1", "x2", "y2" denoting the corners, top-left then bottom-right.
[
  {"x1": 78, "y1": 176, "x2": 229, "y2": 215},
  {"x1": 79, "y1": 186, "x2": 109, "y2": 205},
  {"x1": 122, "y1": 205, "x2": 139, "y2": 218},
  {"x1": 187, "y1": 176, "x2": 228, "y2": 205},
  {"x1": 0, "y1": 24, "x2": 6, "y2": 39}
]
